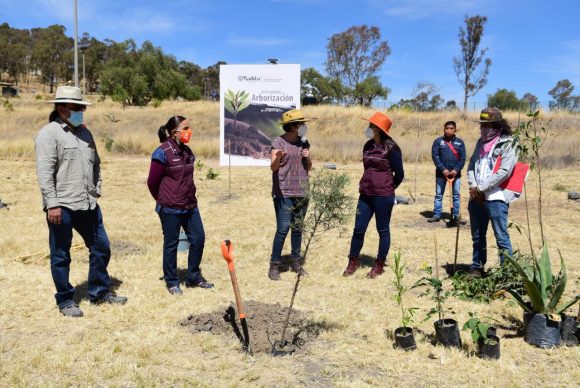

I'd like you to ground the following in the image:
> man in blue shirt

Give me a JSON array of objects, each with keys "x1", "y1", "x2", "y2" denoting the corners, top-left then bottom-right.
[{"x1": 428, "y1": 121, "x2": 466, "y2": 226}]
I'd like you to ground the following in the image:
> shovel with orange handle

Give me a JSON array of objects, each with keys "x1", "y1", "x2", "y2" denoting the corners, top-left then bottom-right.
[{"x1": 221, "y1": 240, "x2": 252, "y2": 355}]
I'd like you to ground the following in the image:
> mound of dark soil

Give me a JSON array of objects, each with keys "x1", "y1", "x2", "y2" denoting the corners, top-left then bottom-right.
[{"x1": 180, "y1": 300, "x2": 330, "y2": 355}]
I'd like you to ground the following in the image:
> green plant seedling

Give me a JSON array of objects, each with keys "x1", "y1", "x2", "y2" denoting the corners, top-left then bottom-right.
[
  {"x1": 413, "y1": 265, "x2": 455, "y2": 323},
  {"x1": 462, "y1": 312, "x2": 499, "y2": 345},
  {"x1": 391, "y1": 251, "x2": 418, "y2": 330},
  {"x1": 205, "y1": 168, "x2": 219, "y2": 180}
]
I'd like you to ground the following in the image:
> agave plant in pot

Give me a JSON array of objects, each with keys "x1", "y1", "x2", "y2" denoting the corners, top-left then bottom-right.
[
  {"x1": 413, "y1": 265, "x2": 461, "y2": 348},
  {"x1": 462, "y1": 312, "x2": 500, "y2": 360},
  {"x1": 505, "y1": 245, "x2": 580, "y2": 348},
  {"x1": 391, "y1": 251, "x2": 418, "y2": 351}
]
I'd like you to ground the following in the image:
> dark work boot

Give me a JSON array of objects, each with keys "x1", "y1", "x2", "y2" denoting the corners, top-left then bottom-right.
[
  {"x1": 367, "y1": 258, "x2": 386, "y2": 278},
  {"x1": 290, "y1": 256, "x2": 308, "y2": 276},
  {"x1": 268, "y1": 261, "x2": 281, "y2": 281},
  {"x1": 343, "y1": 256, "x2": 359, "y2": 277}
]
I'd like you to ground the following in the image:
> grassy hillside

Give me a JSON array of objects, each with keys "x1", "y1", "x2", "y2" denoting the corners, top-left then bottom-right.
[{"x1": 1, "y1": 94, "x2": 578, "y2": 169}]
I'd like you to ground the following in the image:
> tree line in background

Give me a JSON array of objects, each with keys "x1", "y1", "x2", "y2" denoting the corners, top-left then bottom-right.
[
  {"x1": 0, "y1": 20, "x2": 578, "y2": 111},
  {"x1": 0, "y1": 23, "x2": 222, "y2": 105}
]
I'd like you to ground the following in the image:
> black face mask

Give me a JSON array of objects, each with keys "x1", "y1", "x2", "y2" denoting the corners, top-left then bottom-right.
[{"x1": 480, "y1": 127, "x2": 501, "y2": 142}]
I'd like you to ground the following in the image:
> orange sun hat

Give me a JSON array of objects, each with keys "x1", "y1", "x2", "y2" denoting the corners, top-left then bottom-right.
[{"x1": 363, "y1": 112, "x2": 392, "y2": 134}]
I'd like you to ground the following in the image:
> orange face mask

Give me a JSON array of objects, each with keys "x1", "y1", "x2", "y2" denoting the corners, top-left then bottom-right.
[{"x1": 179, "y1": 128, "x2": 192, "y2": 144}]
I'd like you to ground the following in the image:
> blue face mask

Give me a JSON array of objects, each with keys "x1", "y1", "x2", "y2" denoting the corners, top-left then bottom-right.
[{"x1": 68, "y1": 111, "x2": 84, "y2": 127}]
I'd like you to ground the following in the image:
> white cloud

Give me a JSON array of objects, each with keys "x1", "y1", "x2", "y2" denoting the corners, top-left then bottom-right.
[{"x1": 370, "y1": 0, "x2": 493, "y2": 20}]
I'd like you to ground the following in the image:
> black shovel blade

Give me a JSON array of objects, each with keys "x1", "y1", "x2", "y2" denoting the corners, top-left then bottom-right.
[{"x1": 240, "y1": 317, "x2": 252, "y2": 355}]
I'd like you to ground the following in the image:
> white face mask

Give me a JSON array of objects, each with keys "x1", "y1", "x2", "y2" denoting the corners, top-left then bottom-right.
[
  {"x1": 298, "y1": 123, "x2": 308, "y2": 137},
  {"x1": 365, "y1": 126, "x2": 374, "y2": 139}
]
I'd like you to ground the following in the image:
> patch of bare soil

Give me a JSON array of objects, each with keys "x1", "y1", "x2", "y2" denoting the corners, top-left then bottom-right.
[{"x1": 180, "y1": 300, "x2": 334, "y2": 355}]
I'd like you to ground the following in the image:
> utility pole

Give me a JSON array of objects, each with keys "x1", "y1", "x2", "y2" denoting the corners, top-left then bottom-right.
[
  {"x1": 79, "y1": 42, "x2": 89, "y2": 95},
  {"x1": 73, "y1": 0, "x2": 79, "y2": 87}
]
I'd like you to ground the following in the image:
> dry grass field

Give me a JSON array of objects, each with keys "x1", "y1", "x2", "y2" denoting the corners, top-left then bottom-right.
[{"x1": 0, "y1": 97, "x2": 579, "y2": 386}]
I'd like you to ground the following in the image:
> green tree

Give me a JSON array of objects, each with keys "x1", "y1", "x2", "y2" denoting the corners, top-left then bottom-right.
[
  {"x1": 325, "y1": 25, "x2": 391, "y2": 105},
  {"x1": 301, "y1": 67, "x2": 344, "y2": 104},
  {"x1": 521, "y1": 92, "x2": 539, "y2": 111},
  {"x1": 394, "y1": 82, "x2": 444, "y2": 111},
  {"x1": 445, "y1": 100, "x2": 458, "y2": 111},
  {"x1": 100, "y1": 40, "x2": 202, "y2": 105},
  {"x1": 453, "y1": 15, "x2": 492, "y2": 113},
  {"x1": 0, "y1": 23, "x2": 31, "y2": 85},
  {"x1": 200, "y1": 61, "x2": 226, "y2": 99},
  {"x1": 352, "y1": 76, "x2": 390, "y2": 106},
  {"x1": 548, "y1": 79, "x2": 574, "y2": 110},
  {"x1": 31, "y1": 25, "x2": 73, "y2": 93},
  {"x1": 487, "y1": 88, "x2": 525, "y2": 110}
]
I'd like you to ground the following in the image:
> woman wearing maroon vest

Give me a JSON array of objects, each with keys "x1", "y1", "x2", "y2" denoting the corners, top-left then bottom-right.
[
  {"x1": 147, "y1": 116, "x2": 213, "y2": 295},
  {"x1": 343, "y1": 112, "x2": 404, "y2": 278}
]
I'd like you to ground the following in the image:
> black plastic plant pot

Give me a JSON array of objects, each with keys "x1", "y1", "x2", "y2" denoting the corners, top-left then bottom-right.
[
  {"x1": 560, "y1": 315, "x2": 579, "y2": 347},
  {"x1": 271, "y1": 340, "x2": 296, "y2": 357},
  {"x1": 394, "y1": 327, "x2": 417, "y2": 351},
  {"x1": 524, "y1": 312, "x2": 561, "y2": 348},
  {"x1": 434, "y1": 319, "x2": 462, "y2": 348},
  {"x1": 478, "y1": 335, "x2": 500, "y2": 360}
]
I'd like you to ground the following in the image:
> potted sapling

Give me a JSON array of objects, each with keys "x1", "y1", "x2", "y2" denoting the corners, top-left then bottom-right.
[
  {"x1": 414, "y1": 265, "x2": 461, "y2": 348},
  {"x1": 505, "y1": 245, "x2": 580, "y2": 348},
  {"x1": 463, "y1": 312, "x2": 501, "y2": 360},
  {"x1": 391, "y1": 251, "x2": 418, "y2": 350}
]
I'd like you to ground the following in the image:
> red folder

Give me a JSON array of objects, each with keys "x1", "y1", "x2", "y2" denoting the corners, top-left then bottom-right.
[{"x1": 492, "y1": 156, "x2": 529, "y2": 193}]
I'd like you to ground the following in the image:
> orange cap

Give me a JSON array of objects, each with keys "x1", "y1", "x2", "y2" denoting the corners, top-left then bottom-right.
[{"x1": 363, "y1": 112, "x2": 392, "y2": 134}]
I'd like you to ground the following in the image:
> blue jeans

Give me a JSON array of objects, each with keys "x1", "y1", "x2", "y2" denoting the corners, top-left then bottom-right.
[
  {"x1": 349, "y1": 195, "x2": 395, "y2": 260},
  {"x1": 433, "y1": 177, "x2": 461, "y2": 218},
  {"x1": 159, "y1": 207, "x2": 205, "y2": 287},
  {"x1": 468, "y1": 200, "x2": 512, "y2": 270},
  {"x1": 47, "y1": 205, "x2": 112, "y2": 308},
  {"x1": 271, "y1": 197, "x2": 308, "y2": 262}
]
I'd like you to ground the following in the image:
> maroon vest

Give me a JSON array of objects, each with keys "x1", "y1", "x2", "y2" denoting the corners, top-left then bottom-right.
[
  {"x1": 157, "y1": 140, "x2": 197, "y2": 209},
  {"x1": 359, "y1": 140, "x2": 395, "y2": 196}
]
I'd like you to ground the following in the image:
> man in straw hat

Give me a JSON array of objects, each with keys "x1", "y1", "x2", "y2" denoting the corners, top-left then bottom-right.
[
  {"x1": 35, "y1": 86, "x2": 127, "y2": 317},
  {"x1": 466, "y1": 107, "x2": 519, "y2": 278}
]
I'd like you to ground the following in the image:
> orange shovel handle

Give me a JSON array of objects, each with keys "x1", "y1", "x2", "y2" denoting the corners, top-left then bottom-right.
[{"x1": 221, "y1": 240, "x2": 245, "y2": 317}]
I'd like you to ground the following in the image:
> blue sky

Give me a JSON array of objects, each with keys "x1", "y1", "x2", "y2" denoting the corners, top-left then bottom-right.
[{"x1": 2, "y1": 0, "x2": 579, "y2": 108}]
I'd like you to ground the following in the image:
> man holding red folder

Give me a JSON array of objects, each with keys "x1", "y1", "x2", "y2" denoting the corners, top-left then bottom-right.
[{"x1": 466, "y1": 107, "x2": 519, "y2": 278}]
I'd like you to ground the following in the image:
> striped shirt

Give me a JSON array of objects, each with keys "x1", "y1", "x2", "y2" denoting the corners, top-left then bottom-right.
[{"x1": 271, "y1": 136, "x2": 309, "y2": 198}]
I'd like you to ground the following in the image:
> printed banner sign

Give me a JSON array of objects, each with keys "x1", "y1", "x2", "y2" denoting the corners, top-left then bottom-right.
[{"x1": 220, "y1": 64, "x2": 300, "y2": 166}]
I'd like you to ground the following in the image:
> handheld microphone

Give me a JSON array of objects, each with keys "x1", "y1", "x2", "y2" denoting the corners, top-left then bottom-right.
[{"x1": 301, "y1": 137, "x2": 310, "y2": 169}]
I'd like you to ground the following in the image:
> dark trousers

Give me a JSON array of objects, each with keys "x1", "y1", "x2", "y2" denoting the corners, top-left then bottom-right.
[
  {"x1": 349, "y1": 194, "x2": 395, "y2": 260},
  {"x1": 47, "y1": 205, "x2": 112, "y2": 308},
  {"x1": 271, "y1": 197, "x2": 308, "y2": 262},
  {"x1": 159, "y1": 207, "x2": 205, "y2": 288}
]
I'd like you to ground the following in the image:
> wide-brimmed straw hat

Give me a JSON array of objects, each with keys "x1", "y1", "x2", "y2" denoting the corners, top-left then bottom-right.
[
  {"x1": 279, "y1": 109, "x2": 312, "y2": 125},
  {"x1": 363, "y1": 112, "x2": 392, "y2": 134},
  {"x1": 46, "y1": 86, "x2": 92, "y2": 105},
  {"x1": 475, "y1": 107, "x2": 502, "y2": 123}
]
